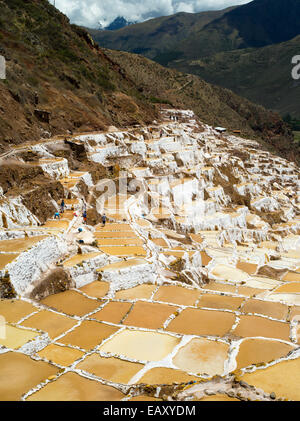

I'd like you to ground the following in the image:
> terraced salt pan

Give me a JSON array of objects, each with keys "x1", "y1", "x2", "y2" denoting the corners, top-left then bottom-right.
[
  {"x1": 3, "y1": 110, "x2": 300, "y2": 400},
  {"x1": 153, "y1": 285, "x2": 200, "y2": 306},
  {"x1": 136, "y1": 367, "x2": 198, "y2": 385},
  {"x1": 79, "y1": 281, "x2": 109, "y2": 299},
  {"x1": 41, "y1": 290, "x2": 102, "y2": 317},
  {"x1": 237, "y1": 357, "x2": 300, "y2": 400},
  {"x1": 173, "y1": 338, "x2": 229, "y2": 376},
  {"x1": 235, "y1": 338, "x2": 295, "y2": 370},
  {"x1": 0, "y1": 299, "x2": 37, "y2": 323},
  {"x1": 236, "y1": 261, "x2": 257, "y2": 275},
  {"x1": 123, "y1": 301, "x2": 177, "y2": 329},
  {"x1": 99, "y1": 246, "x2": 146, "y2": 257},
  {"x1": 63, "y1": 252, "x2": 102, "y2": 268},
  {"x1": 242, "y1": 276, "x2": 283, "y2": 290},
  {"x1": 263, "y1": 282, "x2": 300, "y2": 305},
  {"x1": 26, "y1": 372, "x2": 124, "y2": 401},
  {"x1": 210, "y1": 264, "x2": 249, "y2": 282},
  {"x1": 232, "y1": 315, "x2": 291, "y2": 341},
  {"x1": 0, "y1": 236, "x2": 47, "y2": 253},
  {"x1": 58, "y1": 321, "x2": 119, "y2": 350},
  {"x1": 282, "y1": 272, "x2": 300, "y2": 282},
  {"x1": 114, "y1": 284, "x2": 157, "y2": 300},
  {"x1": 197, "y1": 294, "x2": 244, "y2": 311},
  {"x1": 94, "y1": 231, "x2": 137, "y2": 239},
  {"x1": 0, "y1": 352, "x2": 58, "y2": 401},
  {"x1": 0, "y1": 253, "x2": 19, "y2": 270},
  {"x1": 91, "y1": 301, "x2": 132, "y2": 324},
  {"x1": 202, "y1": 281, "x2": 236, "y2": 294},
  {"x1": 21, "y1": 310, "x2": 77, "y2": 339},
  {"x1": 37, "y1": 344, "x2": 84, "y2": 366},
  {"x1": 0, "y1": 324, "x2": 39, "y2": 349},
  {"x1": 77, "y1": 354, "x2": 143, "y2": 384},
  {"x1": 99, "y1": 330, "x2": 180, "y2": 362},
  {"x1": 167, "y1": 308, "x2": 236, "y2": 337},
  {"x1": 95, "y1": 223, "x2": 135, "y2": 232},
  {"x1": 42, "y1": 220, "x2": 70, "y2": 230},
  {"x1": 241, "y1": 299, "x2": 289, "y2": 320},
  {"x1": 97, "y1": 238, "x2": 144, "y2": 246}
]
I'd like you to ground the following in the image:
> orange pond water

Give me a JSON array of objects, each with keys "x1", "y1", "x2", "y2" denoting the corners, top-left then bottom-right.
[
  {"x1": 0, "y1": 325, "x2": 38, "y2": 349},
  {"x1": 90, "y1": 301, "x2": 132, "y2": 324},
  {"x1": 235, "y1": 338, "x2": 295, "y2": 370},
  {"x1": 41, "y1": 290, "x2": 102, "y2": 317},
  {"x1": 0, "y1": 352, "x2": 58, "y2": 401},
  {"x1": 232, "y1": 315, "x2": 291, "y2": 341},
  {"x1": 99, "y1": 246, "x2": 147, "y2": 257},
  {"x1": 0, "y1": 253, "x2": 19, "y2": 270},
  {"x1": 197, "y1": 294, "x2": 244, "y2": 311},
  {"x1": 123, "y1": 301, "x2": 177, "y2": 329},
  {"x1": 167, "y1": 308, "x2": 236, "y2": 337},
  {"x1": 21, "y1": 310, "x2": 77, "y2": 339},
  {"x1": 99, "y1": 330, "x2": 180, "y2": 362},
  {"x1": 0, "y1": 299, "x2": 37, "y2": 323},
  {"x1": 58, "y1": 321, "x2": 119, "y2": 351},
  {"x1": 0, "y1": 236, "x2": 47, "y2": 253},
  {"x1": 26, "y1": 372, "x2": 124, "y2": 401},
  {"x1": 241, "y1": 299, "x2": 289, "y2": 320},
  {"x1": 136, "y1": 367, "x2": 198, "y2": 385},
  {"x1": 38, "y1": 344, "x2": 84, "y2": 366},
  {"x1": 237, "y1": 357, "x2": 300, "y2": 400},
  {"x1": 77, "y1": 354, "x2": 143, "y2": 384},
  {"x1": 153, "y1": 285, "x2": 200, "y2": 306},
  {"x1": 172, "y1": 337, "x2": 229, "y2": 376},
  {"x1": 115, "y1": 284, "x2": 157, "y2": 300},
  {"x1": 62, "y1": 252, "x2": 102, "y2": 267}
]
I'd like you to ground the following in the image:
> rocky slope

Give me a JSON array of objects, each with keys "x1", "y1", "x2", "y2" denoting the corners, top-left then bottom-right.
[
  {"x1": 0, "y1": 0, "x2": 158, "y2": 151},
  {"x1": 0, "y1": 0, "x2": 294, "y2": 162}
]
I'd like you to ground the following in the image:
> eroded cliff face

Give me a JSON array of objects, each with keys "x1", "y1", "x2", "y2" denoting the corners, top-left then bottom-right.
[{"x1": 1, "y1": 110, "x2": 300, "y2": 401}]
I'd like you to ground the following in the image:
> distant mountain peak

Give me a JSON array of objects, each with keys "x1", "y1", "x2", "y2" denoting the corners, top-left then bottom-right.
[{"x1": 104, "y1": 16, "x2": 136, "y2": 31}]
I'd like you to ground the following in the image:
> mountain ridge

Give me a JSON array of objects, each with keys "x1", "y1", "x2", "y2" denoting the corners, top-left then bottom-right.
[{"x1": 89, "y1": 0, "x2": 300, "y2": 117}]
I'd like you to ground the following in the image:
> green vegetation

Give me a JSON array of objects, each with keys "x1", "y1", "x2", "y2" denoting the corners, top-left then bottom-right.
[
  {"x1": 149, "y1": 97, "x2": 173, "y2": 106},
  {"x1": 293, "y1": 132, "x2": 300, "y2": 145},
  {"x1": 284, "y1": 114, "x2": 300, "y2": 131}
]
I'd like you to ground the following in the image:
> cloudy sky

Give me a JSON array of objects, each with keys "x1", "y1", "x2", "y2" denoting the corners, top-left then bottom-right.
[{"x1": 53, "y1": 0, "x2": 251, "y2": 29}]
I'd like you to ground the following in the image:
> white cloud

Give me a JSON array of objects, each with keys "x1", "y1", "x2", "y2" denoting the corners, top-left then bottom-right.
[{"x1": 53, "y1": 0, "x2": 252, "y2": 28}]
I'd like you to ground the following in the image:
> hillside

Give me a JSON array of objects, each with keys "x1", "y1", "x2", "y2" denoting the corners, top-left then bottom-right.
[
  {"x1": 90, "y1": 0, "x2": 300, "y2": 61},
  {"x1": 104, "y1": 48, "x2": 295, "y2": 161},
  {"x1": 179, "y1": 0, "x2": 300, "y2": 59},
  {"x1": 173, "y1": 35, "x2": 300, "y2": 118},
  {"x1": 89, "y1": 0, "x2": 300, "y2": 117},
  {"x1": 88, "y1": 6, "x2": 237, "y2": 60},
  {"x1": 0, "y1": 0, "x2": 158, "y2": 151},
  {"x1": 0, "y1": 0, "x2": 295, "y2": 162}
]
